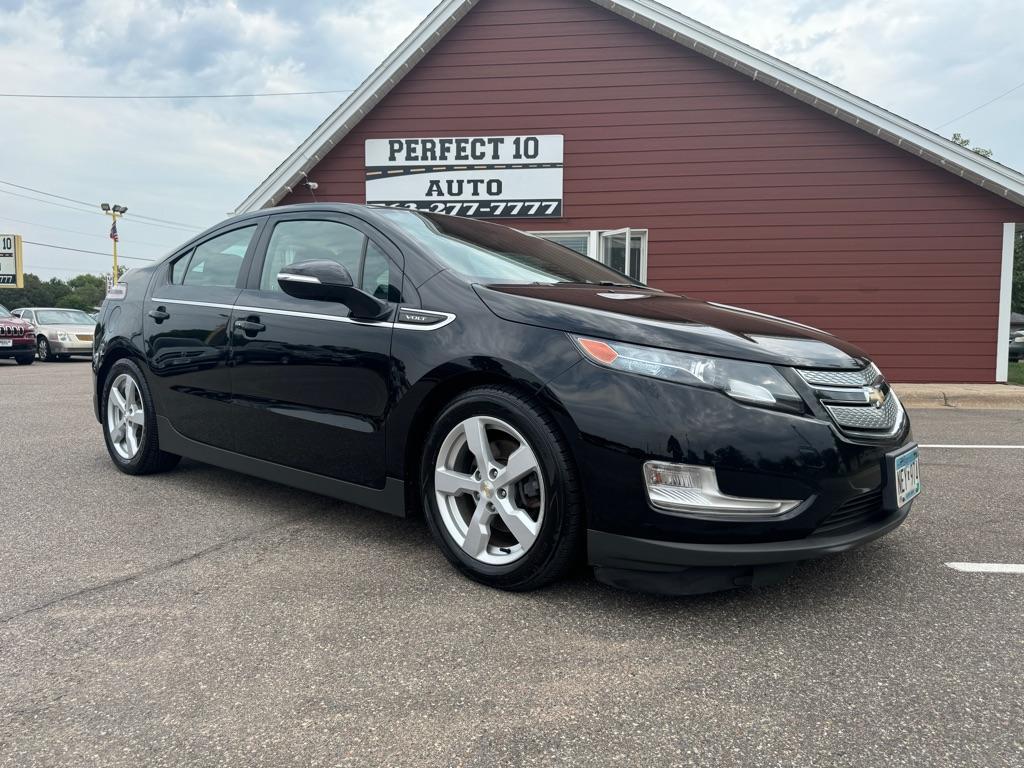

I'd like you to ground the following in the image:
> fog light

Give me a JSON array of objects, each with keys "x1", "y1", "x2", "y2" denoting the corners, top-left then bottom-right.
[{"x1": 643, "y1": 461, "x2": 802, "y2": 518}]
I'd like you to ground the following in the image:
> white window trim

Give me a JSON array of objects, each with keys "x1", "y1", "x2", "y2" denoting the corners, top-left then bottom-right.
[
  {"x1": 529, "y1": 228, "x2": 649, "y2": 283},
  {"x1": 996, "y1": 222, "x2": 1018, "y2": 383}
]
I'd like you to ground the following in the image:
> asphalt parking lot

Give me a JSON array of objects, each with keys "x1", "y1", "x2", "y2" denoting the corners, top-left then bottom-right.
[{"x1": 1, "y1": 360, "x2": 1022, "y2": 767}]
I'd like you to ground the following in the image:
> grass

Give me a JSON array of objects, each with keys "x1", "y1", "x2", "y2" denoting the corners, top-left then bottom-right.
[{"x1": 1009, "y1": 361, "x2": 1024, "y2": 386}]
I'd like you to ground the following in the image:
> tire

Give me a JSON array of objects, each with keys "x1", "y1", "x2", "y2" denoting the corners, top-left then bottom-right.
[
  {"x1": 421, "y1": 385, "x2": 583, "y2": 591},
  {"x1": 15, "y1": 355, "x2": 34, "y2": 366},
  {"x1": 101, "y1": 358, "x2": 181, "y2": 475},
  {"x1": 36, "y1": 337, "x2": 52, "y2": 362}
]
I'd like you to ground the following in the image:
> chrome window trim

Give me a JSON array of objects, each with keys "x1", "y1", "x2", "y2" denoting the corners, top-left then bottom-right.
[{"x1": 150, "y1": 297, "x2": 455, "y2": 331}]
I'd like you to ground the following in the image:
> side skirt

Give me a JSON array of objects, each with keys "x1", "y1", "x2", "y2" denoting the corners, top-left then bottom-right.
[{"x1": 156, "y1": 415, "x2": 407, "y2": 517}]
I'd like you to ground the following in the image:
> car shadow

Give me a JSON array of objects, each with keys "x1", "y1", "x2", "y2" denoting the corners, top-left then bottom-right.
[{"x1": 136, "y1": 456, "x2": 921, "y2": 633}]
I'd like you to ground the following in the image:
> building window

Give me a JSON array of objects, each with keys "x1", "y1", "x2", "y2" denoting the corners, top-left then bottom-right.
[{"x1": 531, "y1": 229, "x2": 647, "y2": 283}]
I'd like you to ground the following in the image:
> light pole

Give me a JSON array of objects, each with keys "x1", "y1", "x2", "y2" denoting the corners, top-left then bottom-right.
[{"x1": 100, "y1": 203, "x2": 127, "y2": 285}]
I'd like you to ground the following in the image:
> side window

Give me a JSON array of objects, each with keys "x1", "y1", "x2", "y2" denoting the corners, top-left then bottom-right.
[
  {"x1": 361, "y1": 241, "x2": 396, "y2": 301},
  {"x1": 182, "y1": 226, "x2": 257, "y2": 289},
  {"x1": 260, "y1": 220, "x2": 366, "y2": 293},
  {"x1": 170, "y1": 249, "x2": 192, "y2": 284}
]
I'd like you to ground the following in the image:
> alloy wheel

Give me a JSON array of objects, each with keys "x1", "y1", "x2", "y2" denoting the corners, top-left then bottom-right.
[
  {"x1": 37, "y1": 338, "x2": 49, "y2": 361},
  {"x1": 434, "y1": 415, "x2": 545, "y2": 566},
  {"x1": 106, "y1": 373, "x2": 146, "y2": 460}
]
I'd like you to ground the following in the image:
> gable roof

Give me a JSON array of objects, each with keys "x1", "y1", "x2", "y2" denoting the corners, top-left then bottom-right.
[{"x1": 235, "y1": 0, "x2": 1024, "y2": 213}]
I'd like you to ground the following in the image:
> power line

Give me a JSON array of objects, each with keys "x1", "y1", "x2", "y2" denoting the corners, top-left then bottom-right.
[
  {"x1": 0, "y1": 214, "x2": 177, "y2": 249},
  {"x1": 0, "y1": 180, "x2": 202, "y2": 230},
  {"x1": 938, "y1": 78, "x2": 1024, "y2": 129},
  {"x1": 10, "y1": 262, "x2": 109, "y2": 275},
  {"x1": 0, "y1": 188, "x2": 198, "y2": 234},
  {"x1": 0, "y1": 187, "x2": 99, "y2": 215},
  {"x1": 0, "y1": 88, "x2": 355, "y2": 100},
  {"x1": 23, "y1": 239, "x2": 155, "y2": 262}
]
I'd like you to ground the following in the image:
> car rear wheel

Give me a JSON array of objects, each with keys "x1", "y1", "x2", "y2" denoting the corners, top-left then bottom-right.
[
  {"x1": 15, "y1": 355, "x2": 34, "y2": 366},
  {"x1": 102, "y1": 359, "x2": 180, "y2": 475},
  {"x1": 422, "y1": 386, "x2": 583, "y2": 591},
  {"x1": 36, "y1": 337, "x2": 52, "y2": 362}
]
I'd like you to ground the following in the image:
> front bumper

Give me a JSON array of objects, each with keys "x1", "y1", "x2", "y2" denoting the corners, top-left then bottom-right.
[
  {"x1": 588, "y1": 500, "x2": 912, "y2": 593},
  {"x1": 542, "y1": 359, "x2": 916, "y2": 592},
  {"x1": 589, "y1": 500, "x2": 911, "y2": 570},
  {"x1": 50, "y1": 341, "x2": 93, "y2": 355},
  {"x1": 0, "y1": 339, "x2": 35, "y2": 356}
]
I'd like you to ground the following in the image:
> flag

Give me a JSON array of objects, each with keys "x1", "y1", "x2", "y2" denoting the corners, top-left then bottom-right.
[{"x1": 109, "y1": 220, "x2": 119, "y2": 242}]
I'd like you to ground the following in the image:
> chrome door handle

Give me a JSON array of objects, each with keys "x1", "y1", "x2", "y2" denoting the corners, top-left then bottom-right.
[{"x1": 233, "y1": 318, "x2": 266, "y2": 334}]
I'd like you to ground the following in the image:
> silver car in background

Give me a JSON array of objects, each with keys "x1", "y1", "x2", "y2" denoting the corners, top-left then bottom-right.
[{"x1": 12, "y1": 308, "x2": 96, "y2": 362}]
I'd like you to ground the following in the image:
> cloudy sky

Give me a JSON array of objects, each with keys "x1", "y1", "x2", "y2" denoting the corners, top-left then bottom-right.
[{"x1": 0, "y1": 0, "x2": 1021, "y2": 281}]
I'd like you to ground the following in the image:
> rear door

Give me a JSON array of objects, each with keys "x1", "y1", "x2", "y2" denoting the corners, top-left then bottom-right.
[
  {"x1": 144, "y1": 222, "x2": 262, "y2": 450},
  {"x1": 229, "y1": 212, "x2": 404, "y2": 488}
]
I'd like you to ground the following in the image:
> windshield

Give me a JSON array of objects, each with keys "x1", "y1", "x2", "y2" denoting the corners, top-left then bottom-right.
[
  {"x1": 0, "y1": 305, "x2": 10, "y2": 318},
  {"x1": 36, "y1": 309, "x2": 95, "y2": 325},
  {"x1": 376, "y1": 209, "x2": 642, "y2": 286}
]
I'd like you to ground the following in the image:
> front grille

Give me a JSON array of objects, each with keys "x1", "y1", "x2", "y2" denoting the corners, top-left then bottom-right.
[
  {"x1": 815, "y1": 490, "x2": 884, "y2": 535},
  {"x1": 826, "y1": 392, "x2": 902, "y2": 432},
  {"x1": 0, "y1": 324, "x2": 22, "y2": 337},
  {"x1": 797, "y1": 364, "x2": 904, "y2": 438}
]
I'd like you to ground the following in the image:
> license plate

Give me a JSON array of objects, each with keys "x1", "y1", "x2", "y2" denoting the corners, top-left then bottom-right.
[
  {"x1": 0, "y1": 339, "x2": 11, "y2": 347},
  {"x1": 887, "y1": 445, "x2": 921, "y2": 509},
  {"x1": 77, "y1": 334, "x2": 93, "y2": 342}
]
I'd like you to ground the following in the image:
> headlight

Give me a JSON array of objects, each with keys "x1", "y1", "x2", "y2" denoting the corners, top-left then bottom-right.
[
  {"x1": 56, "y1": 330, "x2": 71, "y2": 342},
  {"x1": 572, "y1": 335, "x2": 805, "y2": 412}
]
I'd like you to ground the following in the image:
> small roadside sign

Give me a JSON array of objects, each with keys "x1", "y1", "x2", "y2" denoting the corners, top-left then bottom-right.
[{"x1": 0, "y1": 234, "x2": 24, "y2": 288}]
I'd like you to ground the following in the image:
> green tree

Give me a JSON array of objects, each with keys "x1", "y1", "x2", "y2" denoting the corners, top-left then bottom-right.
[
  {"x1": 951, "y1": 132, "x2": 994, "y2": 159},
  {"x1": 0, "y1": 272, "x2": 110, "y2": 311},
  {"x1": 57, "y1": 274, "x2": 107, "y2": 310}
]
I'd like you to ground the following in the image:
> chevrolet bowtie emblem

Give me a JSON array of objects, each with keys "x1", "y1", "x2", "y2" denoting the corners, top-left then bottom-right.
[{"x1": 866, "y1": 386, "x2": 887, "y2": 409}]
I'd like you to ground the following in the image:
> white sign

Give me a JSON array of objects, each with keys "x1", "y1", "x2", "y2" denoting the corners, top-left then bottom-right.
[
  {"x1": 0, "y1": 233, "x2": 23, "y2": 288},
  {"x1": 365, "y1": 135, "x2": 563, "y2": 218}
]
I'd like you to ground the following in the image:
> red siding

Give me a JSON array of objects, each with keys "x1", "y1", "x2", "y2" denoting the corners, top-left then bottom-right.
[{"x1": 280, "y1": 0, "x2": 1024, "y2": 382}]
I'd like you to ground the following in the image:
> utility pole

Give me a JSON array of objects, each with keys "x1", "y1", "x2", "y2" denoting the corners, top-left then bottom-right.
[{"x1": 100, "y1": 203, "x2": 127, "y2": 285}]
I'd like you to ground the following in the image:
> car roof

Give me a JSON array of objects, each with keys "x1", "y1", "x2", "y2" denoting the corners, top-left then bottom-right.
[{"x1": 161, "y1": 203, "x2": 396, "y2": 260}]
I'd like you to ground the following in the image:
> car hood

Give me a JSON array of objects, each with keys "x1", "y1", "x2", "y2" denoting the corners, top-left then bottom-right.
[
  {"x1": 474, "y1": 284, "x2": 870, "y2": 369},
  {"x1": 0, "y1": 317, "x2": 31, "y2": 331}
]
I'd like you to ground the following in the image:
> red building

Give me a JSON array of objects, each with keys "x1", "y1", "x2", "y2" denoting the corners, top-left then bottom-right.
[{"x1": 237, "y1": 0, "x2": 1024, "y2": 383}]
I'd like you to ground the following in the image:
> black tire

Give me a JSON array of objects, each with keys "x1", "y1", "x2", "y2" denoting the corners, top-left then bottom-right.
[
  {"x1": 421, "y1": 385, "x2": 583, "y2": 591},
  {"x1": 101, "y1": 358, "x2": 181, "y2": 475},
  {"x1": 15, "y1": 355, "x2": 34, "y2": 366},
  {"x1": 36, "y1": 337, "x2": 52, "y2": 362}
]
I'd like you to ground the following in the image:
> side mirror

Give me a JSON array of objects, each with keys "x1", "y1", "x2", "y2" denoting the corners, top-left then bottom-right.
[{"x1": 277, "y1": 260, "x2": 389, "y2": 320}]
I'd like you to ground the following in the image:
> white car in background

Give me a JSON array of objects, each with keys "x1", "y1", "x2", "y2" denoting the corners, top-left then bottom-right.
[{"x1": 11, "y1": 308, "x2": 96, "y2": 362}]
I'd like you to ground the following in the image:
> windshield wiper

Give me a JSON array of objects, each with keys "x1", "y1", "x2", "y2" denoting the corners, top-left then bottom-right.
[{"x1": 554, "y1": 280, "x2": 644, "y2": 288}]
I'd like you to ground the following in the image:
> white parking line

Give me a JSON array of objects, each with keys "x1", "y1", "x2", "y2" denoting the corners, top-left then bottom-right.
[
  {"x1": 920, "y1": 444, "x2": 1024, "y2": 449},
  {"x1": 945, "y1": 562, "x2": 1024, "y2": 574}
]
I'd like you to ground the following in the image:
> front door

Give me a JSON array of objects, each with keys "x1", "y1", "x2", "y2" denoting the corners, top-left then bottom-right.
[
  {"x1": 143, "y1": 223, "x2": 261, "y2": 450},
  {"x1": 228, "y1": 213, "x2": 403, "y2": 489}
]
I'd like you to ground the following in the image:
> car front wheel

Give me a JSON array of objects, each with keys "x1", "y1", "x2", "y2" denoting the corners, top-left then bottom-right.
[
  {"x1": 36, "y1": 337, "x2": 52, "y2": 362},
  {"x1": 15, "y1": 355, "x2": 34, "y2": 365},
  {"x1": 422, "y1": 386, "x2": 583, "y2": 591},
  {"x1": 101, "y1": 358, "x2": 180, "y2": 475}
]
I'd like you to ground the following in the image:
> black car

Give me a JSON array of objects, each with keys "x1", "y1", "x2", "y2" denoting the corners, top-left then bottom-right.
[{"x1": 93, "y1": 204, "x2": 921, "y2": 595}]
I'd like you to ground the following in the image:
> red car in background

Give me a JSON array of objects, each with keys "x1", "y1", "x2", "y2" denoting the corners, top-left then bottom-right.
[{"x1": 0, "y1": 303, "x2": 36, "y2": 365}]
